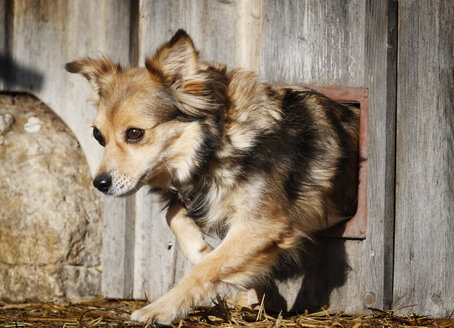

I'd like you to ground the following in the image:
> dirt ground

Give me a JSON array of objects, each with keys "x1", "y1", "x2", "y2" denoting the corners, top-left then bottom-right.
[{"x1": 0, "y1": 298, "x2": 453, "y2": 328}]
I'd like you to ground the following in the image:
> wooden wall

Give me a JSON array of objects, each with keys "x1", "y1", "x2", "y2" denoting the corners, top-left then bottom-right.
[{"x1": 0, "y1": 0, "x2": 453, "y2": 316}]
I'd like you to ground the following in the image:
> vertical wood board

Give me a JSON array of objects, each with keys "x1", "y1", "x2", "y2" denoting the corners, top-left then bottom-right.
[
  {"x1": 394, "y1": 0, "x2": 454, "y2": 316},
  {"x1": 360, "y1": 0, "x2": 398, "y2": 311},
  {"x1": 102, "y1": 196, "x2": 135, "y2": 298},
  {"x1": 132, "y1": 190, "x2": 181, "y2": 300},
  {"x1": 2, "y1": 0, "x2": 136, "y2": 299},
  {"x1": 260, "y1": 0, "x2": 366, "y2": 86},
  {"x1": 138, "y1": 0, "x2": 240, "y2": 67},
  {"x1": 259, "y1": 0, "x2": 397, "y2": 313},
  {"x1": 5, "y1": 0, "x2": 131, "y2": 175},
  {"x1": 131, "y1": 0, "x2": 243, "y2": 301},
  {"x1": 0, "y1": 0, "x2": 11, "y2": 91}
]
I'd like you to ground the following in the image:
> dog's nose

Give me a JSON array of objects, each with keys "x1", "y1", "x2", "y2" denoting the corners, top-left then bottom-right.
[{"x1": 93, "y1": 174, "x2": 112, "y2": 193}]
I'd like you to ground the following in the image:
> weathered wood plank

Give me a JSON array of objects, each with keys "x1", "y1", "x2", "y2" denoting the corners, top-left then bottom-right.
[
  {"x1": 235, "y1": 0, "x2": 264, "y2": 73},
  {"x1": 260, "y1": 1, "x2": 365, "y2": 311},
  {"x1": 360, "y1": 0, "x2": 398, "y2": 311},
  {"x1": 7, "y1": 0, "x2": 121, "y2": 174},
  {"x1": 259, "y1": 0, "x2": 396, "y2": 313},
  {"x1": 260, "y1": 0, "x2": 366, "y2": 86},
  {"x1": 132, "y1": 0, "x2": 241, "y2": 301},
  {"x1": 138, "y1": 0, "x2": 240, "y2": 67},
  {"x1": 132, "y1": 191, "x2": 180, "y2": 300},
  {"x1": 394, "y1": 0, "x2": 454, "y2": 316},
  {"x1": 102, "y1": 196, "x2": 135, "y2": 299},
  {"x1": 4, "y1": 0, "x2": 135, "y2": 299},
  {"x1": 0, "y1": 0, "x2": 10, "y2": 90},
  {"x1": 0, "y1": 0, "x2": 6, "y2": 53}
]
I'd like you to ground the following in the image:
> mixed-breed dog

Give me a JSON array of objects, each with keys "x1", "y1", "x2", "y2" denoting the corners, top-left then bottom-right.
[{"x1": 66, "y1": 29, "x2": 359, "y2": 325}]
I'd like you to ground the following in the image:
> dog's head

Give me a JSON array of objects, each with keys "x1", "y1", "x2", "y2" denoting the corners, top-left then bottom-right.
[{"x1": 66, "y1": 30, "x2": 227, "y2": 196}]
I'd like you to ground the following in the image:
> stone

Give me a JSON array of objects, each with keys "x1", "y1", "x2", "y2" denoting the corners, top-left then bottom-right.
[{"x1": 0, "y1": 93, "x2": 103, "y2": 302}]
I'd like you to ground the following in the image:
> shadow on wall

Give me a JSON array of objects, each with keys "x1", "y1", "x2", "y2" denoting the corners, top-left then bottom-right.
[
  {"x1": 0, "y1": 55, "x2": 44, "y2": 91},
  {"x1": 264, "y1": 237, "x2": 349, "y2": 313}
]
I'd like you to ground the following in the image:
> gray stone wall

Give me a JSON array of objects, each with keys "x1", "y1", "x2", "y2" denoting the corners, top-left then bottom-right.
[{"x1": 0, "y1": 93, "x2": 103, "y2": 302}]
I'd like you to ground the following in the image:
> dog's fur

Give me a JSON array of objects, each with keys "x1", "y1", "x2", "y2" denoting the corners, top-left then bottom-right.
[{"x1": 66, "y1": 29, "x2": 359, "y2": 325}]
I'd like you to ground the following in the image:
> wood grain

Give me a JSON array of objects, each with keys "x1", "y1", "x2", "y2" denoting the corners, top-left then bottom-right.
[
  {"x1": 394, "y1": 0, "x2": 454, "y2": 316},
  {"x1": 132, "y1": 190, "x2": 183, "y2": 300},
  {"x1": 260, "y1": 0, "x2": 366, "y2": 86},
  {"x1": 102, "y1": 196, "x2": 135, "y2": 298},
  {"x1": 138, "y1": 0, "x2": 240, "y2": 68},
  {"x1": 360, "y1": 0, "x2": 398, "y2": 311}
]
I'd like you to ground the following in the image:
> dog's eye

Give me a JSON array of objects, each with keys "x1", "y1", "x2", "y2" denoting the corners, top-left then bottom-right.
[
  {"x1": 92, "y1": 126, "x2": 105, "y2": 147},
  {"x1": 126, "y1": 128, "x2": 144, "y2": 142}
]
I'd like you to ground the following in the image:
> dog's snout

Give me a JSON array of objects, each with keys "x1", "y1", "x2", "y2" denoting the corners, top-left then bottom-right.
[{"x1": 93, "y1": 174, "x2": 112, "y2": 193}]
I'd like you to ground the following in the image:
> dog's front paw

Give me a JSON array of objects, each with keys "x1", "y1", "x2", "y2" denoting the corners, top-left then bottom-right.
[{"x1": 130, "y1": 296, "x2": 188, "y2": 325}]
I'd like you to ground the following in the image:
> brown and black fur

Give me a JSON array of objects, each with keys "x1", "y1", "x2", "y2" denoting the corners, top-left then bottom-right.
[{"x1": 65, "y1": 29, "x2": 359, "y2": 325}]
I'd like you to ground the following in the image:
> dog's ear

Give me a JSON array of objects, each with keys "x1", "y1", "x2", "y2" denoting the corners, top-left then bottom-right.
[
  {"x1": 145, "y1": 29, "x2": 199, "y2": 86},
  {"x1": 65, "y1": 57, "x2": 122, "y2": 96},
  {"x1": 145, "y1": 29, "x2": 228, "y2": 118}
]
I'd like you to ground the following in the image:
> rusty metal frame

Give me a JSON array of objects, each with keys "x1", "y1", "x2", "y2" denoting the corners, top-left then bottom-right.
[
  {"x1": 279, "y1": 85, "x2": 369, "y2": 239},
  {"x1": 312, "y1": 86, "x2": 369, "y2": 239}
]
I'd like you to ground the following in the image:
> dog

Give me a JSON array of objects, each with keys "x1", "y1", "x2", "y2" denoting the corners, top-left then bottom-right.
[{"x1": 65, "y1": 29, "x2": 359, "y2": 325}]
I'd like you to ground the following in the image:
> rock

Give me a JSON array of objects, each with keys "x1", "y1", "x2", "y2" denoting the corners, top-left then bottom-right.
[
  {"x1": 0, "y1": 264, "x2": 64, "y2": 303},
  {"x1": 0, "y1": 94, "x2": 103, "y2": 302}
]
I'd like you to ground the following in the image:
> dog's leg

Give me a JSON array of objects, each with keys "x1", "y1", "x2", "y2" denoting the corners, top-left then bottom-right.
[
  {"x1": 131, "y1": 218, "x2": 297, "y2": 324},
  {"x1": 167, "y1": 204, "x2": 261, "y2": 309},
  {"x1": 166, "y1": 204, "x2": 213, "y2": 264}
]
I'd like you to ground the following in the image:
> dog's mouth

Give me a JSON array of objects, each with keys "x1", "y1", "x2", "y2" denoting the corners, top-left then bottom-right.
[
  {"x1": 93, "y1": 171, "x2": 147, "y2": 197},
  {"x1": 94, "y1": 162, "x2": 171, "y2": 197},
  {"x1": 112, "y1": 180, "x2": 145, "y2": 197}
]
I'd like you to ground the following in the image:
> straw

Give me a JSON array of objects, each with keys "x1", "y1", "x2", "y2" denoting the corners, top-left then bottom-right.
[{"x1": 1, "y1": 296, "x2": 453, "y2": 327}]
